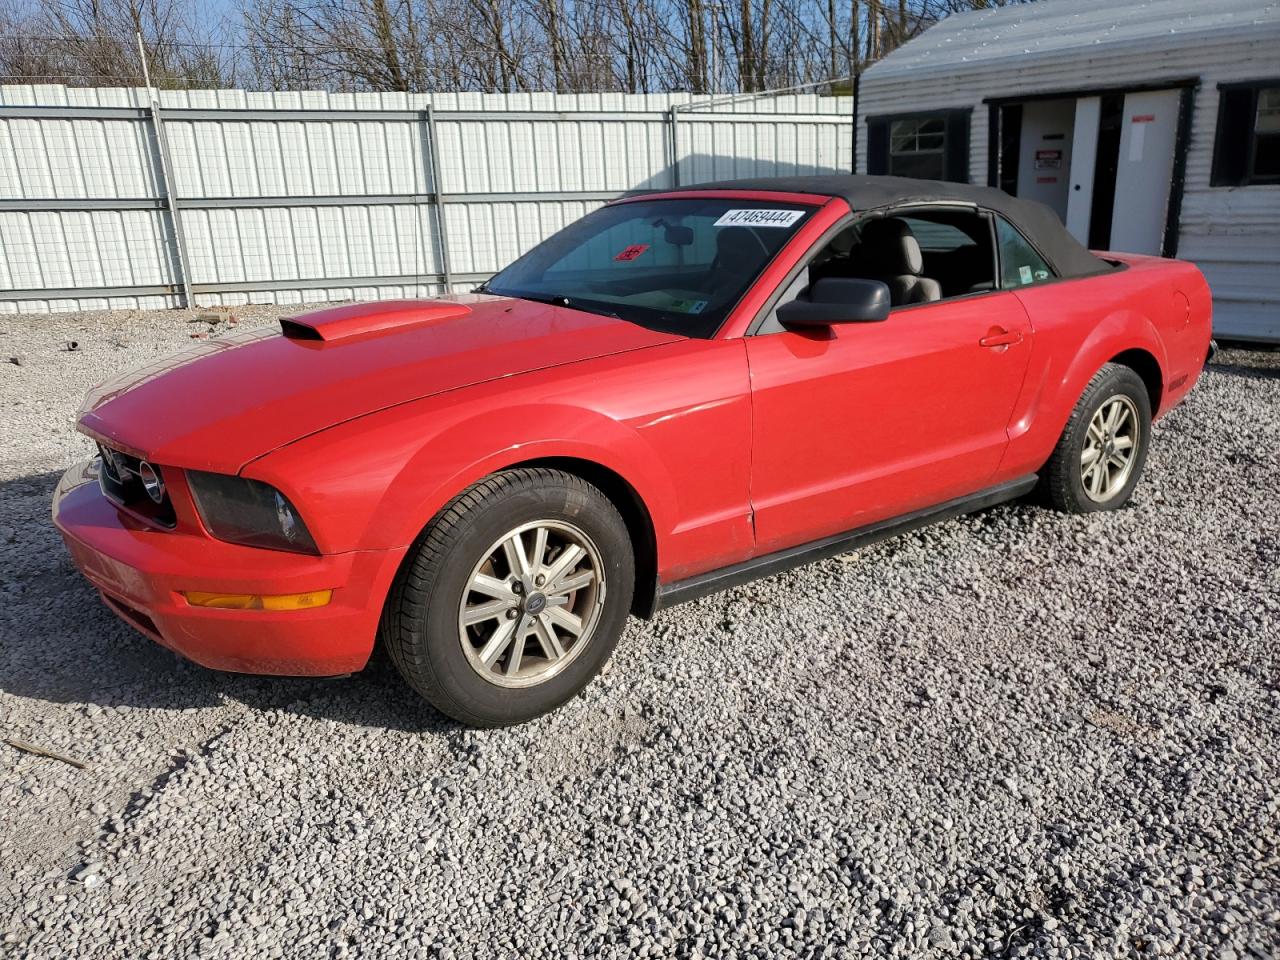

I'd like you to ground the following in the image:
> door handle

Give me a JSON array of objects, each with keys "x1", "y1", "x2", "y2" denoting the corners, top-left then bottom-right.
[{"x1": 979, "y1": 328, "x2": 1023, "y2": 348}]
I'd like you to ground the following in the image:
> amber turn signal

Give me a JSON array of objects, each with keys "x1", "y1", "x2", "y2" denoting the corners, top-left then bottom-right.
[{"x1": 183, "y1": 589, "x2": 333, "y2": 611}]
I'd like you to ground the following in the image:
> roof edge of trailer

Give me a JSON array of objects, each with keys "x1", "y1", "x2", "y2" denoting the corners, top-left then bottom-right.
[{"x1": 863, "y1": 0, "x2": 1280, "y2": 83}]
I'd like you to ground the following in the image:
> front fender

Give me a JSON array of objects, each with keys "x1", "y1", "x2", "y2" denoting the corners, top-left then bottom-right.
[
  {"x1": 381, "y1": 402, "x2": 680, "y2": 550},
  {"x1": 244, "y1": 338, "x2": 754, "y2": 578}
]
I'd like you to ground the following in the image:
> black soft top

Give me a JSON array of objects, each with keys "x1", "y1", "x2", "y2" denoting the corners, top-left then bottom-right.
[{"x1": 668, "y1": 174, "x2": 1112, "y2": 280}]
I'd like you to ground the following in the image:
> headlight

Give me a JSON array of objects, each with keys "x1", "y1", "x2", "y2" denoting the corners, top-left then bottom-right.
[{"x1": 186, "y1": 470, "x2": 320, "y2": 555}]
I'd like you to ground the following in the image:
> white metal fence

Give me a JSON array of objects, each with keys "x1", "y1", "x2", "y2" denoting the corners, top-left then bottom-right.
[{"x1": 0, "y1": 87, "x2": 854, "y2": 314}]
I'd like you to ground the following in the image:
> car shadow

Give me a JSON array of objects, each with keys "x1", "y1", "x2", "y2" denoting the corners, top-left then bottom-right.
[
  {"x1": 0, "y1": 469, "x2": 459, "y2": 735},
  {"x1": 1208, "y1": 360, "x2": 1280, "y2": 381}
]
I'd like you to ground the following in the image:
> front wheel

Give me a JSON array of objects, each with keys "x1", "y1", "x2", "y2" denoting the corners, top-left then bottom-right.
[
  {"x1": 381, "y1": 468, "x2": 634, "y2": 726},
  {"x1": 1040, "y1": 363, "x2": 1152, "y2": 513}
]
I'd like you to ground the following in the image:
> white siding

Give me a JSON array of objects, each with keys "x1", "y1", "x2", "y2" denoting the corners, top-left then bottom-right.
[{"x1": 856, "y1": 0, "x2": 1280, "y2": 340}]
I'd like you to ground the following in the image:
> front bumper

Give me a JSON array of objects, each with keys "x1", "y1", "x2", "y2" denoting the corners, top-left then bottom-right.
[{"x1": 52, "y1": 459, "x2": 407, "y2": 676}]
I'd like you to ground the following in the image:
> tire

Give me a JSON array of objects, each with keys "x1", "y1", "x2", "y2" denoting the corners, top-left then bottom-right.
[
  {"x1": 381, "y1": 467, "x2": 634, "y2": 727},
  {"x1": 1041, "y1": 363, "x2": 1152, "y2": 513}
]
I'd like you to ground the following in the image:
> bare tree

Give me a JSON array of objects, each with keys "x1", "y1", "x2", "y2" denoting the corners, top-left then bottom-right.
[{"x1": 1, "y1": 0, "x2": 1030, "y2": 93}]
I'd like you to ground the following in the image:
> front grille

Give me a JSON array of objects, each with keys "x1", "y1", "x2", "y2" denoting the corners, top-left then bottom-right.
[{"x1": 97, "y1": 443, "x2": 177, "y2": 528}]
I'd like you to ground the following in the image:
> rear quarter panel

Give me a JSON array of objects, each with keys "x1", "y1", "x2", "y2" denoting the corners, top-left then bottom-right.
[{"x1": 999, "y1": 255, "x2": 1212, "y2": 479}]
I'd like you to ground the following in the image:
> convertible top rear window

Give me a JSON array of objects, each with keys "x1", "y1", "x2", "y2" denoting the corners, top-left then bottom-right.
[{"x1": 483, "y1": 198, "x2": 814, "y2": 338}]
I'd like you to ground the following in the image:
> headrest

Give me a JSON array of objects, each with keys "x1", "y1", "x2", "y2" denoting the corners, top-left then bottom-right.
[{"x1": 859, "y1": 218, "x2": 923, "y2": 276}]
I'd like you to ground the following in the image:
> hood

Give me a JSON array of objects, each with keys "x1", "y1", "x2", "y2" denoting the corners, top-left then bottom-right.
[{"x1": 79, "y1": 294, "x2": 682, "y2": 473}]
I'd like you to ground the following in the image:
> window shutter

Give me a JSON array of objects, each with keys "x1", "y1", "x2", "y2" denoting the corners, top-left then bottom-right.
[
  {"x1": 1211, "y1": 87, "x2": 1254, "y2": 187},
  {"x1": 867, "y1": 118, "x2": 889, "y2": 175},
  {"x1": 945, "y1": 111, "x2": 971, "y2": 183}
]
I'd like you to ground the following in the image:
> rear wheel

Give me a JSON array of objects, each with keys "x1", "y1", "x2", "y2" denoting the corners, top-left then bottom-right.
[
  {"x1": 1041, "y1": 363, "x2": 1151, "y2": 513},
  {"x1": 382, "y1": 468, "x2": 634, "y2": 726}
]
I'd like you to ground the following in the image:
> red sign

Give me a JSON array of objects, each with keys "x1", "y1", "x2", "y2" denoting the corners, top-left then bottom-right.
[
  {"x1": 1035, "y1": 149, "x2": 1062, "y2": 170},
  {"x1": 613, "y1": 243, "x2": 649, "y2": 262},
  {"x1": 1131, "y1": 114, "x2": 1156, "y2": 123}
]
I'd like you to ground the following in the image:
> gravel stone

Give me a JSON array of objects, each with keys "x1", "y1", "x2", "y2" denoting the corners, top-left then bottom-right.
[{"x1": 1, "y1": 308, "x2": 1278, "y2": 959}]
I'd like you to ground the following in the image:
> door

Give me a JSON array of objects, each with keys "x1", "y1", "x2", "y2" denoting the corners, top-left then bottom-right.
[
  {"x1": 745, "y1": 292, "x2": 1033, "y2": 554},
  {"x1": 1109, "y1": 89, "x2": 1182, "y2": 255},
  {"x1": 1066, "y1": 97, "x2": 1101, "y2": 244}
]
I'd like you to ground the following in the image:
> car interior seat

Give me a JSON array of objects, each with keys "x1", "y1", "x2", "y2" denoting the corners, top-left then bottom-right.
[{"x1": 854, "y1": 218, "x2": 942, "y2": 306}]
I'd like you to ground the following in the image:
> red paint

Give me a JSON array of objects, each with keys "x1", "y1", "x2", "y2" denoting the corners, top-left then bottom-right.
[
  {"x1": 613, "y1": 243, "x2": 650, "y2": 261},
  {"x1": 1131, "y1": 114, "x2": 1156, "y2": 123},
  {"x1": 283, "y1": 298, "x2": 471, "y2": 341},
  {"x1": 53, "y1": 188, "x2": 1211, "y2": 678}
]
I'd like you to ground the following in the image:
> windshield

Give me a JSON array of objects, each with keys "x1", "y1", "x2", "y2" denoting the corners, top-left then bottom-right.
[{"x1": 483, "y1": 197, "x2": 815, "y2": 338}]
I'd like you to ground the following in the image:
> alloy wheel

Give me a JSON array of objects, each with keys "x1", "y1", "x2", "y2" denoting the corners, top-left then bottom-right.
[
  {"x1": 1080, "y1": 394, "x2": 1140, "y2": 503},
  {"x1": 457, "y1": 520, "x2": 606, "y2": 688}
]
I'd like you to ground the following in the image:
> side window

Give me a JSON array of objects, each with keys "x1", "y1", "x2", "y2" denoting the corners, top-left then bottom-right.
[
  {"x1": 996, "y1": 217, "x2": 1054, "y2": 289},
  {"x1": 756, "y1": 209, "x2": 1002, "y2": 332}
]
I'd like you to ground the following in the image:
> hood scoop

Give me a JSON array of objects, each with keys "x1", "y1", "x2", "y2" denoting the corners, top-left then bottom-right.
[{"x1": 281, "y1": 299, "x2": 472, "y2": 342}]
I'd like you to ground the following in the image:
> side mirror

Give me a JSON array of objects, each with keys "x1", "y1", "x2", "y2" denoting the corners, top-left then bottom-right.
[{"x1": 776, "y1": 277, "x2": 891, "y2": 328}]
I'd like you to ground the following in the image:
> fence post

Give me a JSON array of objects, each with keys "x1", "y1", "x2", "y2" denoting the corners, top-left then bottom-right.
[
  {"x1": 424, "y1": 105, "x2": 454, "y2": 293},
  {"x1": 668, "y1": 105, "x2": 681, "y2": 187},
  {"x1": 148, "y1": 103, "x2": 195, "y2": 308},
  {"x1": 136, "y1": 33, "x2": 195, "y2": 309}
]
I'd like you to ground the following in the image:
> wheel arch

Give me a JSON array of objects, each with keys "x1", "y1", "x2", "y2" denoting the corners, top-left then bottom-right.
[
  {"x1": 500, "y1": 455, "x2": 660, "y2": 619},
  {"x1": 1108, "y1": 347, "x2": 1164, "y2": 414}
]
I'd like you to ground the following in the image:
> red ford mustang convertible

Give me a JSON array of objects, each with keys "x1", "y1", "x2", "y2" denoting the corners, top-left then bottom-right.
[{"x1": 54, "y1": 175, "x2": 1213, "y2": 725}]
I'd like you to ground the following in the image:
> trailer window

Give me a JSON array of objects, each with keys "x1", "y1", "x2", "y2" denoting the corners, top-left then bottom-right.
[
  {"x1": 866, "y1": 110, "x2": 971, "y2": 183},
  {"x1": 1211, "y1": 81, "x2": 1280, "y2": 186},
  {"x1": 889, "y1": 118, "x2": 946, "y2": 179}
]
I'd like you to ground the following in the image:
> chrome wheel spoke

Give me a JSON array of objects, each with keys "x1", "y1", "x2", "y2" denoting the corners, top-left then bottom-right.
[
  {"x1": 502, "y1": 532, "x2": 531, "y2": 578},
  {"x1": 535, "y1": 614, "x2": 567, "y2": 660},
  {"x1": 462, "y1": 598, "x2": 510, "y2": 626},
  {"x1": 543, "y1": 544, "x2": 585, "y2": 588},
  {"x1": 478, "y1": 617, "x2": 518, "y2": 666},
  {"x1": 1113, "y1": 435, "x2": 1133, "y2": 452},
  {"x1": 550, "y1": 569, "x2": 594, "y2": 595},
  {"x1": 505, "y1": 619, "x2": 528, "y2": 676},
  {"x1": 529, "y1": 526, "x2": 549, "y2": 574},
  {"x1": 545, "y1": 604, "x2": 584, "y2": 637},
  {"x1": 1103, "y1": 401, "x2": 1121, "y2": 432},
  {"x1": 1088, "y1": 461, "x2": 1105, "y2": 496},
  {"x1": 470, "y1": 572, "x2": 515, "y2": 602},
  {"x1": 1081, "y1": 445, "x2": 1102, "y2": 466}
]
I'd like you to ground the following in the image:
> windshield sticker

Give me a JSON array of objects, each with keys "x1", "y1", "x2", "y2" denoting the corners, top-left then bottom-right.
[
  {"x1": 668, "y1": 298, "x2": 709, "y2": 314},
  {"x1": 1019, "y1": 265, "x2": 1034, "y2": 284},
  {"x1": 613, "y1": 243, "x2": 650, "y2": 262},
  {"x1": 714, "y1": 209, "x2": 804, "y2": 228}
]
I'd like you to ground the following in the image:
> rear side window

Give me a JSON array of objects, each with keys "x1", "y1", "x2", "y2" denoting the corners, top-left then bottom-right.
[
  {"x1": 899, "y1": 217, "x2": 976, "y2": 252},
  {"x1": 996, "y1": 216, "x2": 1054, "y2": 289}
]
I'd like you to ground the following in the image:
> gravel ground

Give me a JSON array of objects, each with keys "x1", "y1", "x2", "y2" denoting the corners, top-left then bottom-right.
[{"x1": 1, "y1": 307, "x2": 1277, "y2": 959}]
